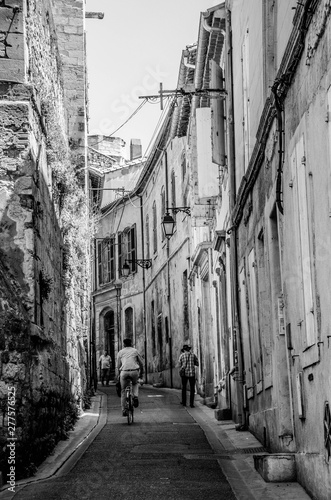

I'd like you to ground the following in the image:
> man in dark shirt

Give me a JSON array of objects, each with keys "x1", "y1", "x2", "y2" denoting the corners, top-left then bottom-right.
[{"x1": 178, "y1": 344, "x2": 199, "y2": 408}]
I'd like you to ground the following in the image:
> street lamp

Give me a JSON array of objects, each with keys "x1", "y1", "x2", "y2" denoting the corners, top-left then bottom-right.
[
  {"x1": 161, "y1": 212, "x2": 176, "y2": 239},
  {"x1": 161, "y1": 207, "x2": 191, "y2": 239},
  {"x1": 122, "y1": 259, "x2": 152, "y2": 277}
]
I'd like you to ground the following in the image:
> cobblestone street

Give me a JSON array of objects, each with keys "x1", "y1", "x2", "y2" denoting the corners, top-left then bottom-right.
[
  {"x1": 10, "y1": 386, "x2": 235, "y2": 500},
  {"x1": 2, "y1": 385, "x2": 312, "y2": 500}
]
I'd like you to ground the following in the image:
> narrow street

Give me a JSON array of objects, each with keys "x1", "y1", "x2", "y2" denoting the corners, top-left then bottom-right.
[
  {"x1": 11, "y1": 386, "x2": 236, "y2": 500},
  {"x1": 5, "y1": 385, "x2": 312, "y2": 500}
]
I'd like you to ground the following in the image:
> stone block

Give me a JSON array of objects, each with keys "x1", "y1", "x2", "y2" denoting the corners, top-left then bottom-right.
[
  {"x1": 4, "y1": 0, "x2": 24, "y2": 8},
  {"x1": 0, "y1": 6, "x2": 23, "y2": 33},
  {"x1": 214, "y1": 408, "x2": 232, "y2": 420},
  {"x1": 15, "y1": 176, "x2": 32, "y2": 192},
  {"x1": 6, "y1": 33, "x2": 25, "y2": 60},
  {"x1": 69, "y1": 17, "x2": 83, "y2": 27},
  {"x1": 253, "y1": 453, "x2": 297, "y2": 482},
  {"x1": 0, "y1": 58, "x2": 25, "y2": 81},
  {"x1": 62, "y1": 25, "x2": 81, "y2": 34}
]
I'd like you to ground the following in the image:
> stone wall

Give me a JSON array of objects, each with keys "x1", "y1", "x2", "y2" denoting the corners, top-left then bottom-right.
[{"x1": 0, "y1": 0, "x2": 90, "y2": 480}]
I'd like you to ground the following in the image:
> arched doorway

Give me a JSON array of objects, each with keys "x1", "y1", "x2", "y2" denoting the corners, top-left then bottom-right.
[
  {"x1": 124, "y1": 306, "x2": 134, "y2": 341},
  {"x1": 104, "y1": 310, "x2": 115, "y2": 379}
]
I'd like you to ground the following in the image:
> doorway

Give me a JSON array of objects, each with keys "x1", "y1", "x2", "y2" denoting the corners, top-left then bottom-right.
[{"x1": 104, "y1": 310, "x2": 115, "y2": 379}]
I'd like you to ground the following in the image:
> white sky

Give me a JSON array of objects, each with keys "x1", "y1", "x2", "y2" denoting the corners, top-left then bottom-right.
[{"x1": 85, "y1": 0, "x2": 220, "y2": 159}]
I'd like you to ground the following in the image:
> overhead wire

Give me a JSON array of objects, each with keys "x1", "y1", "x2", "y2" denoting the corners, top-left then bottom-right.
[
  {"x1": 142, "y1": 96, "x2": 172, "y2": 158},
  {"x1": 94, "y1": 93, "x2": 175, "y2": 219},
  {"x1": 89, "y1": 99, "x2": 148, "y2": 148},
  {"x1": 126, "y1": 96, "x2": 175, "y2": 209}
]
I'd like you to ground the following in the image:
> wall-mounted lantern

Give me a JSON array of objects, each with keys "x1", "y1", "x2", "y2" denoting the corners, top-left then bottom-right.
[
  {"x1": 161, "y1": 207, "x2": 191, "y2": 239},
  {"x1": 122, "y1": 259, "x2": 152, "y2": 277}
]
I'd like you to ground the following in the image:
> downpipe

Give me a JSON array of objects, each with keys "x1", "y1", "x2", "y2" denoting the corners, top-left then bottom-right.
[{"x1": 226, "y1": 4, "x2": 246, "y2": 429}]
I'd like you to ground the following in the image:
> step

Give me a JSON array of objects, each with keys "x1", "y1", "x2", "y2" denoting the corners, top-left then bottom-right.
[{"x1": 253, "y1": 453, "x2": 296, "y2": 482}]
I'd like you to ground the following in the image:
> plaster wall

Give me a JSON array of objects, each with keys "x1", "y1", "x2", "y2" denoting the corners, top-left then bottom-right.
[
  {"x1": 230, "y1": 0, "x2": 331, "y2": 497},
  {"x1": 276, "y1": 0, "x2": 298, "y2": 69},
  {"x1": 94, "y1": 185, "x2": 146, "y2": 370},
  {"x1": 94, "y1": 134, "x2": 192, "y2": 387},
  {"x1": 230, "y1": 0, "x2": 296, "y2": 192},
  {"x1": 187, "y1": 115, "x2": 220, "y2": 401},
  {"x1": 279, "y1": 3, "x2": 331, "y2": 495},
  {"x1": 230, "y1": 0, "x2": 264, "y2": 183},
  {"x1": 141, "y1": 137, "x2": 191, "y2": 386}
]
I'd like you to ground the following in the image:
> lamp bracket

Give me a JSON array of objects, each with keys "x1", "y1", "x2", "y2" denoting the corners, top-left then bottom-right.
[
  {"x1": 140, "y1": 83, "x2": 227, "y2": 109},
  {"x1": 167, "y1": 206, "x2": 191, "y2": 216},
  {"x1": 125, "y1": 259, "x2": 152, "y2": 269}
]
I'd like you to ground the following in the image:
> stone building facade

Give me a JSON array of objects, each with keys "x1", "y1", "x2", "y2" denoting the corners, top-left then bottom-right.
[
  {"x1": 228, "y1": 0, "x2": 331, "y2": 498},
  {"x1": 90, "y1": 5, "x2": 228, "y2": 395},
  {"x1": 91, "y1": 1, "x2": 331, "y2": 497},
  {"x1": 0, "y1": 0, "x2": 90, "y2": 479}
]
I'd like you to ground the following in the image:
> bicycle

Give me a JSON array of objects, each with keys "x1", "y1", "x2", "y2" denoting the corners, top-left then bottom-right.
[{"x1": 125, "y1": 380, "x2": 134, "y2": 425}]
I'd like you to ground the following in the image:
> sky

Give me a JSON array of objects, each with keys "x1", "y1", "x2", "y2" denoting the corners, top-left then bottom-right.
[{"x1": 85, "y1": 0, "x2": 220, "y2": 159}]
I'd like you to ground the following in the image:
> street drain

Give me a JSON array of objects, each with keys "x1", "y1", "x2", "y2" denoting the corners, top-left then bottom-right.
[
  {"x1": 238, "y1": 447, "x2": 266, "y2": 453},
  {"x1": 226, "y1": 447, "x2": 266, "y2": 454},
  {"x1": 173, "y1": 422, "x2": 199, "y2": 425},
  {"x1": 184, "y1": 454, "x2": 234, "y2": 460}
]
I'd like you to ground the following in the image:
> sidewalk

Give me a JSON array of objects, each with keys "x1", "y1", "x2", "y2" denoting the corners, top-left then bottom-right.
[
  {"x1": 0, "y1": 385, "x2": 312, "y2": 500},
  {"x1": 191, "y1": 398, "x2": 312, "y2": 500},
  {"x1": 0, "y1": 391, "x2": 107, "y2": 498}
]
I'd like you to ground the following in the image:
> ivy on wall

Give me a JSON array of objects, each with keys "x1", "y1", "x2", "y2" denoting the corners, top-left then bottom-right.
[{"x1": 0, "y1": 2, "x2": 94, "y2": 482}]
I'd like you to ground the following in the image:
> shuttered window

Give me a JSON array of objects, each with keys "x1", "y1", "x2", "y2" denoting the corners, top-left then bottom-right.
[
  {"x1": 239, "y1": 266, "x2": 253, "y2": 390},
  {"x1": 242, "y1": 29, "x2": 251, "y2": 171},
  {"x1": 153, "y1": 201, "x2": 157, "y2": 254},
  {"x1": 145, "y1": 214, "x2": 150, "y2": 259},
  {"x1": 161, "y1": 187, "x2": 166, "y2": 241},
  {"x1": 291, "y1": 136, "x2": 316, "y2": 347},
  {"x1": 247, "y1": 248, "x2": 262, "y2": 386},
  {"x1": 97, "y1": 237, "x2": 115, "y2": 285},
  {"x1": 128, "y1": 225, "x2": 137, "y2": 273}
]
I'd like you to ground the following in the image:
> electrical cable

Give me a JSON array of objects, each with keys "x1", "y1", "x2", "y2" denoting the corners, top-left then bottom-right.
[
  {"x1": 93, "y1": 94, "x2": 175, "y2": 218},
  {"x1": 126, "y1": 96, "x2": 175, "y2": 209},
  {"x1": 99, "y1": 96, "x2": 174, "y2": 213},
  {"x1": 89, "y1": 99, "x2": 148, "y2": 148},
  {"x1": 142, "y1": 96, "x2": 172, "y2": 158}
]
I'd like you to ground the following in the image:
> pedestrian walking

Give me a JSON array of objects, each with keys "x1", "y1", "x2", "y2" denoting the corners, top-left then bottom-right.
[
  {"x1": 178, "y1": 344, "x2": 199, "y2": 407},
  {"x1": 117, "y1": 338, "x2": 144, "y2": 416},
  {"x1": 99, "y1": 350, "x2": 112, "y2": 386}
]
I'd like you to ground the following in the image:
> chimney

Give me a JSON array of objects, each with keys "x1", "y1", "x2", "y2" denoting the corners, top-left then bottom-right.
[{"x1": 130, "y1": 139, "x2": 142, "y2": 161}]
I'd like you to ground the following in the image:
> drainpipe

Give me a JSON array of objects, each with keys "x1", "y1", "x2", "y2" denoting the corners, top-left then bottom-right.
[
  {"x1": 138, "y1": 193, "x2": 148, "y2": 384},
  {"x1": 115, "y1": 283, "x2": 122, "y2": 350},
  {"x1": 226, "y1": 6, "x2": 246, "y2": 429},
  {"x1": 183, "y1": 49, "x2": 196, "y2": 69},
  {"x1": 202, "y1": 14, "x2": 225, "y2": 36},
  {"x1": 92, "y1": 239, "x2": 98, "y2": 391},
  {"x1": 164, "y1": 149, "x2": 173, "y2": 388},
  {"x1": 271, "y1": 82, "x2": 284, "y2": 215}
]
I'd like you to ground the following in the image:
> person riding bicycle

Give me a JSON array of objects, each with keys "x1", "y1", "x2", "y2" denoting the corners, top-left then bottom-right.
[{"x1": 117, "y1": 338, "x2": 144, "y2": 417}]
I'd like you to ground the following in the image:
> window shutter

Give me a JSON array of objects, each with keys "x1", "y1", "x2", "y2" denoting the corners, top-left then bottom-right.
[{"x1": 97, "y1": 241, "x2": 103, "y2": 285}]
